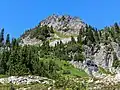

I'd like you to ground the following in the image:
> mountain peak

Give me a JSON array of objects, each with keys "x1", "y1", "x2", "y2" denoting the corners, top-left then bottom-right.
[
  {"x1": 40, "y1": 14, "x2": 85, "y2": 34},
  {"x1": 20, "y1": 14, "x2": 86, "y2": 45},
  {"x1": 41, "y1": 14, "x2": 84, "y2": 26}
]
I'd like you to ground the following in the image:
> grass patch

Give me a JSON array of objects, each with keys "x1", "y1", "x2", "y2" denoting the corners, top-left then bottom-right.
[
  {"x1": 98, "y1": 67, "x2": 112, "y2": 75},
  {"x1": 63, "y1": 66, "x2": 88, "y2": 77},
  {"x1": 0, "y1": 75, "x2": 9, "y2": 78},
  {"x1": 54, "y1": 31, "x2": 70, "y2": 38},
  {"x1": 57, "y1": 60, "x2": 88, "y2": 77},
  {"x1": 39, "y1": 57, "x2": 88, "y2": 78}
]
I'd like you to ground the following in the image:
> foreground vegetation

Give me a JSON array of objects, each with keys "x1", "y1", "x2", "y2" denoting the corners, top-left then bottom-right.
[
  {"x1": 0, "y1": 76, "x2": 88, "y2": 90},
  {"x1": 1, "y1": 80, "x2": 120, "y2": 90}
]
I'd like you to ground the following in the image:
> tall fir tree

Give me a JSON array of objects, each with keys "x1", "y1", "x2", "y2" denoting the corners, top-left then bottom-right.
[
  {"x1": 0, "y1": 28, "x2": 4, "y2": 47},
  {"x1": 6, "y1": 34, "x2": 10, "y2": 47},
  {"x1": 114, "y1": 22, "x2": 120, "y2": 33}
]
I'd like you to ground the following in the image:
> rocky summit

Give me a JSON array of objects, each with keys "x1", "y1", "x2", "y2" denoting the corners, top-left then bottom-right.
[
  {"x1": 40, "y1": 14, "x2": 85, "y2": 35},
  {"x1": 20, "y1": 14, "x2": 85, "y2": 45}
]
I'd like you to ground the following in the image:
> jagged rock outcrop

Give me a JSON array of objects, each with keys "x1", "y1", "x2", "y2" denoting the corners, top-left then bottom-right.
[{"x1": 40, "y1": 14, "x2": 85, "y2": 35}]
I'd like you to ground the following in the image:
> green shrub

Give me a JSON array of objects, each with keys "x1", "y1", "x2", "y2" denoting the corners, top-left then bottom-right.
[{"x1": 63, "y1": 70, "x2": 71, "y2": 74}]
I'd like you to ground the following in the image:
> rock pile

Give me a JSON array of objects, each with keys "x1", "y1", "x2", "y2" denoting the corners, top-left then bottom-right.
[
  {"x1": 89, "y1": 73, "x2": 120, "y2": 88},
  {"x1": 0, "y1": 75, "x2": 54, "y2": 85}
]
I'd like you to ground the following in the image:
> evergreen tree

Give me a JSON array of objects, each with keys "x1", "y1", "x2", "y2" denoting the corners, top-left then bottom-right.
[
  {"x1": 114, "y1": 22, "x2": 120, "y2": 33},
  {"x1": 77, "y1": 29, "x2": 82, "y2": 43},
  {"x1": 94, "y1": 28, "x2": 100, "y2": 43},
  {"x1": 0, "y1": 50, "x2": 8, "y2": 74},
  {"x1": 71, "y1": 36, "x2": 76, "y2": 44},
  {"x1": 6, "y1": 34, "x2": 10, "y2": 47},
  {"x1": 112, "y1": 52, "x2": 120, "y2": 68},
  {"x1": 50, "y1": 26, "x2": 54, "y2": 33},
  {"x1": 11, "y1": 38, "x2": 19, "y2": 49},
  {"x1": 0, "y1": 28, "x2": 4, "y2": 47},
  {"x1": 88, "y1": 27, "x2": 95, "y2": 43}
]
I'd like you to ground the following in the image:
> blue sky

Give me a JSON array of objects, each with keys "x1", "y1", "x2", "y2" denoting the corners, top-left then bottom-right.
[{"x1": 0, "y1": 0, "x2": 120, "y2": 38}]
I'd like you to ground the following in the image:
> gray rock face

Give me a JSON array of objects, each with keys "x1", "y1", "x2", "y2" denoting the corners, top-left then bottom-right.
[
  {"x1": 84, "y1": 42, "x2": 120, "y2": 75},
  {"x1": 20, "y1": 35, "x2": 42, "y2": 46},
  {"x1": 69, "y1": 60, "x2": 83, "y2": 69},
  {"x1": 70, "y1": 42, "x2": 120, "y2": 76},
  {"x1": 85, "y1": 60, "x2": 98, "y2": 71},
  {"x1": 84, "y1": 43, "x2": 113, "y2": 68},
  {"x1": 82, "y1": 59, "x2": 98, "y2": 76},
  {"x1": 49, "y1": 37, "x2": 77, "y2": 46}
]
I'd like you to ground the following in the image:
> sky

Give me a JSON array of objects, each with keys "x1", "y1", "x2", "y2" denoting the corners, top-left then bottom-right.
[{"x1": 0, "y1": 0, "x2": 120, "y2": 38}]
